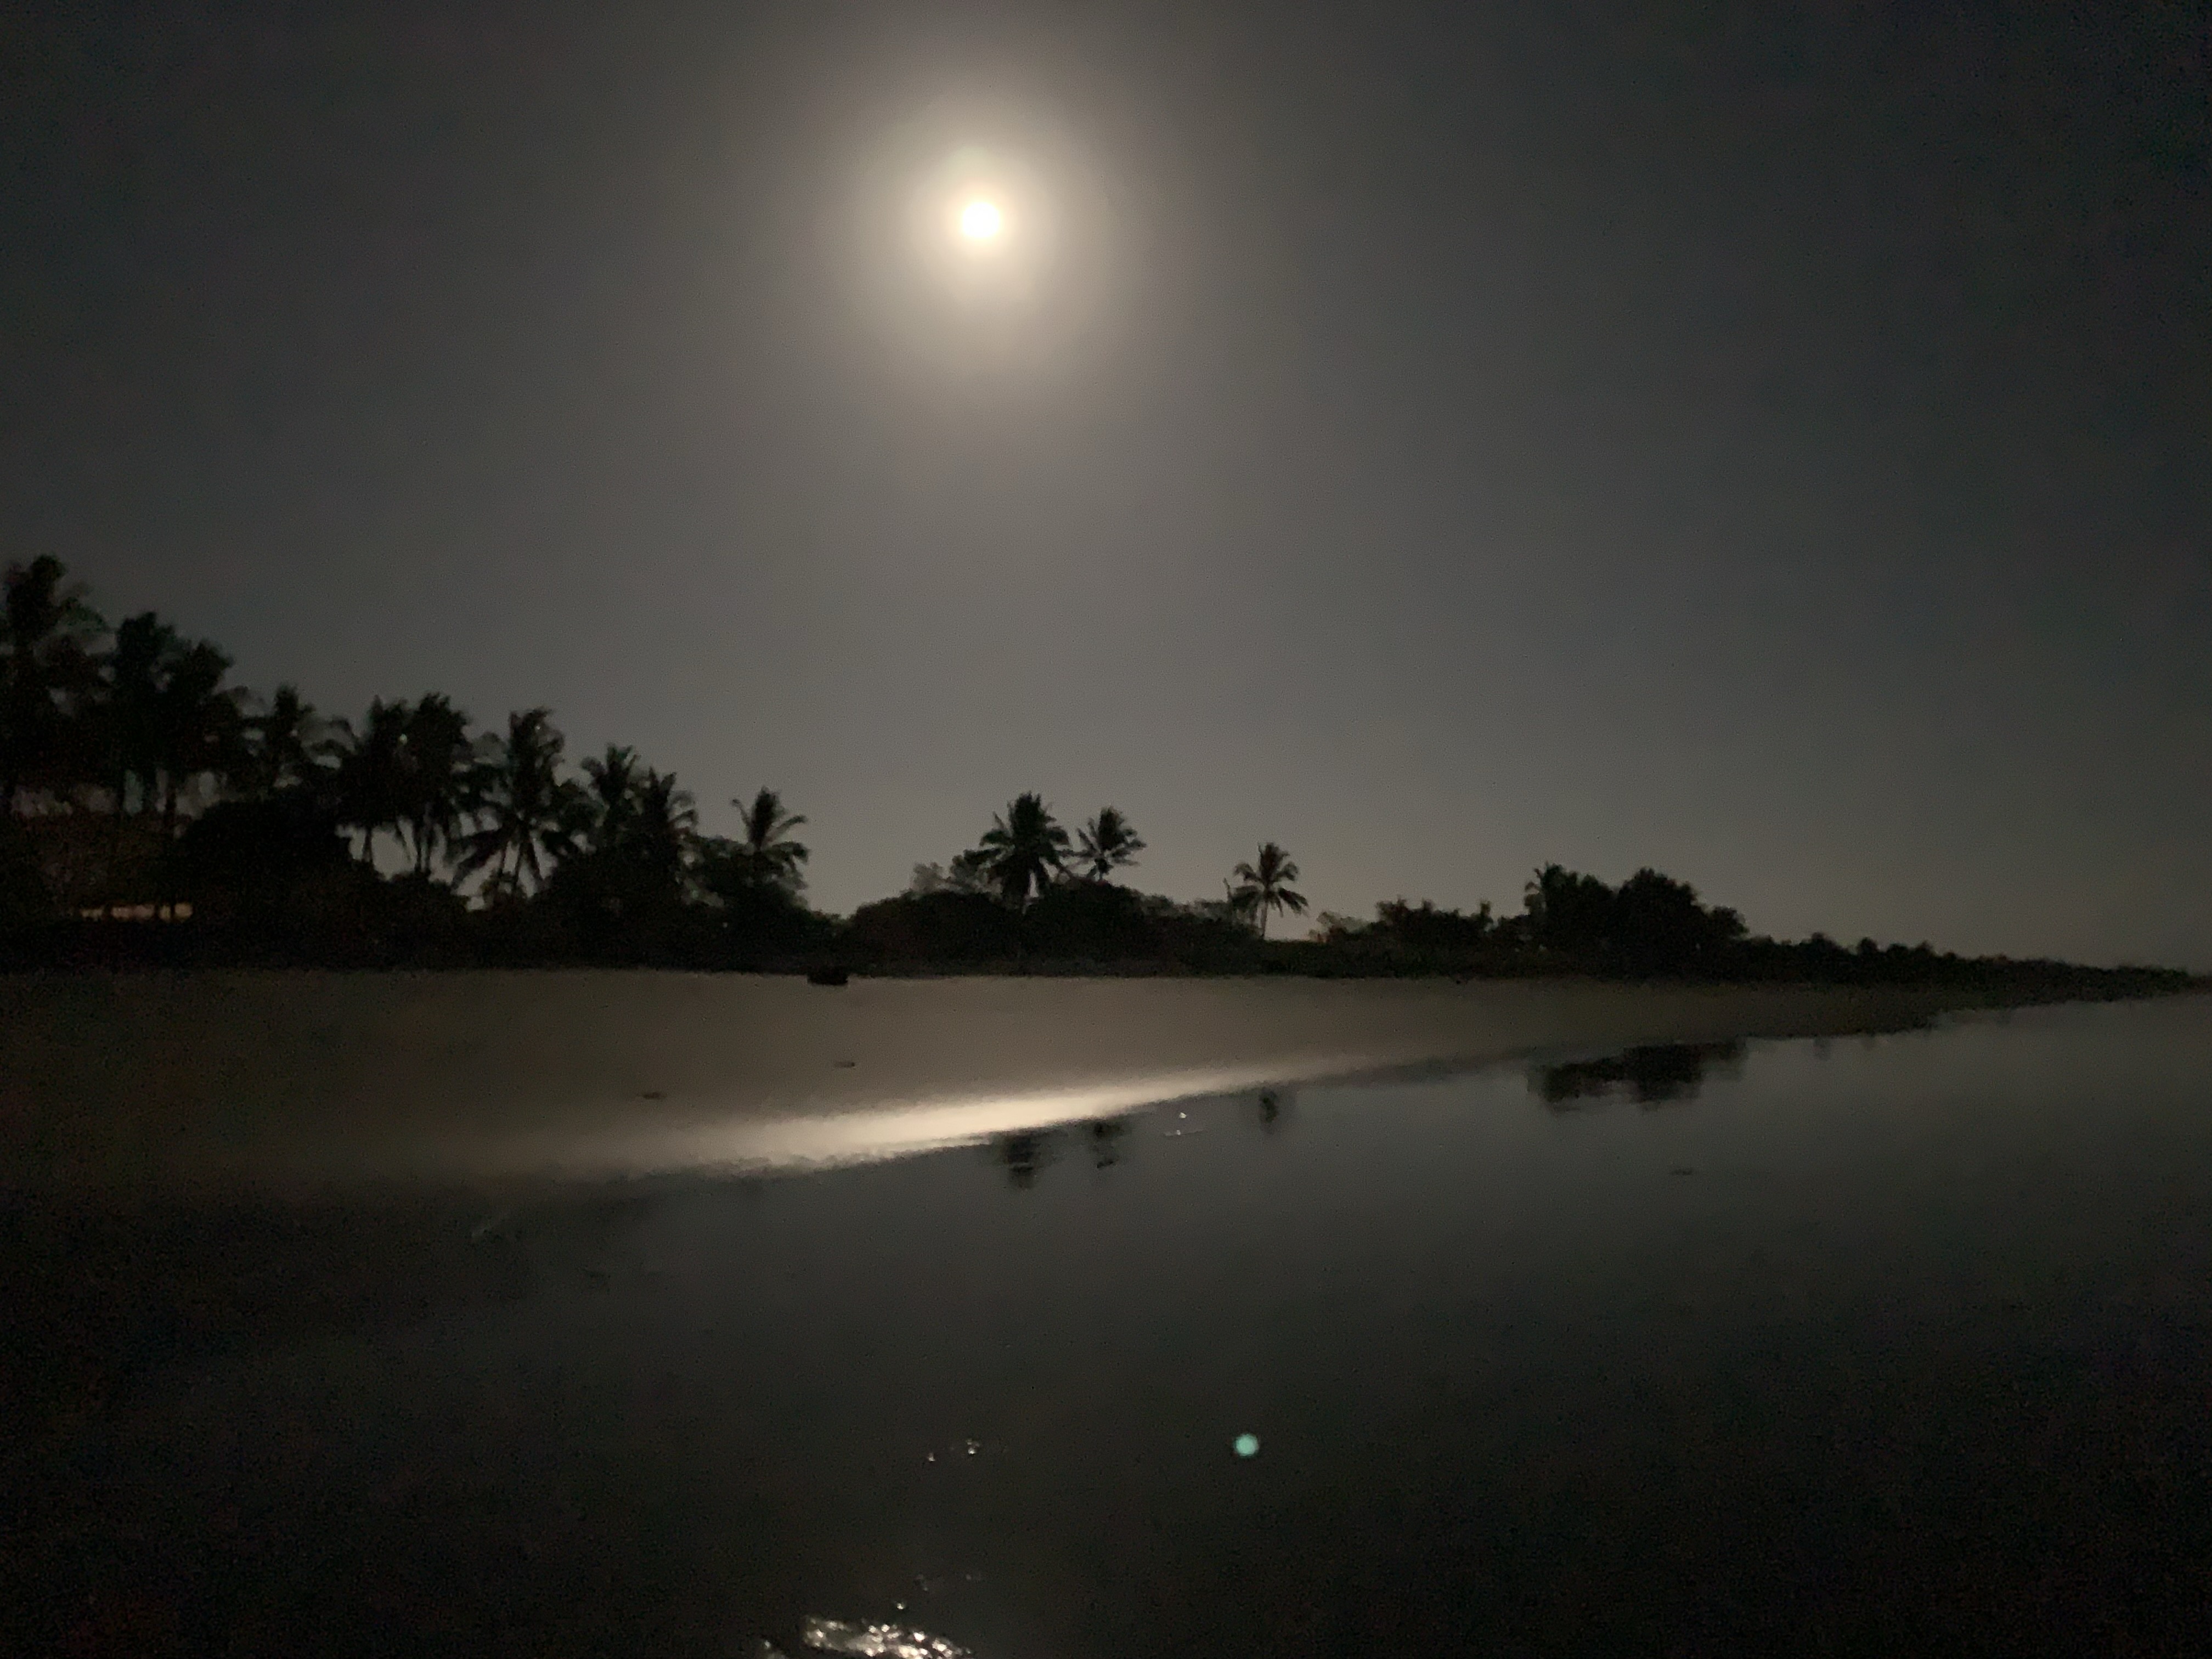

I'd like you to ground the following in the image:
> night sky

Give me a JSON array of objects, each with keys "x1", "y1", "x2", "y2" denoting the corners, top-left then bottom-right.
[{"x1": 4, "y1": 2, "x2": 2206, "y2": 963}]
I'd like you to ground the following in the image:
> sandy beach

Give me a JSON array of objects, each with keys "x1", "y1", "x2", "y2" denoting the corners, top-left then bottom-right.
[{"x1": 0, "y1": 970, "x2": 2083, "y2": 1195}]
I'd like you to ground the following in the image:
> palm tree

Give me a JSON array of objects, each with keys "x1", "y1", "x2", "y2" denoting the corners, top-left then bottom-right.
[
  {"x1": 81, "y1": 613, "x2": 246, "y2": 836},
  {"x1": 1231, "y1": 842, "x2": 1307, "y2": 939},
  {"x1": 558, "y1": 752, "x2": 696, "y2": 929},
  {"x1": 454, "y1": 707, "x2": 577, "y2": 896},
  {"x1": 2, "y1": 556, "x2": 103, "y2": 814},
  {"x1": 397, "y1": 694, "x2": 479, "y2": 878},
  {"x1": 331, "y1": 698, "x2": 413, "y2": 866},
  {"x1": 1075, "y1": 806, "x2": 1146, "y2": 882},
  {"x1": 241, "y1": 684, "x2": 332, "y2": 802},
  {"x1": 975, "y1": 792, "x2": 1069, "y2": 909},
  {"x1": 151, "y1": 639, "x2": 247, "y2": 840},
  {"x1": 724, "y1": 787, "x2": 809, "y2": 891},
  {"x1": 629, "y1": 768, "x2": 698, "y2": 884},
  {"x1": 101, "y1": 611, "x2": 177, "y2": 819},
  {"x1": 582, "y1": 744, "x2": 644, "y2": 851}
]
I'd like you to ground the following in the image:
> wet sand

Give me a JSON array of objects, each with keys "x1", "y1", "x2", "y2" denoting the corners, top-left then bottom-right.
[{"x1": 0, "y1": 971, "x2": 2074, "y2": 1194}]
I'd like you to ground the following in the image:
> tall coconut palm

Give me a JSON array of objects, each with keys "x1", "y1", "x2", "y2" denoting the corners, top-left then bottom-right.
[
  {"x1": 1074, "y1": 806, "x2": 1146, "y2": 882},
  {"x1": 396, "y1": 694, "x2": 479, "y2": 878},
  {"x1": 629, "y1": 769, "x2": 698, "y2": 885},
  {"x1": 723, "y1": 787, "x2": 809, "y2": 892},
  {"x1": 331, "y1": 698, "x2": 413, "y2": 866},
  {"x1": 560, "y1": 752, "x2": 696, "y2": 925},
  {"x1": 241, "y1": 684, "x2": 332, "y2": 803},
  {"x1": 81, "y1": 613, "x2": 244, "y2": 834},
  {"x1": 101, "y1": 611, "x2": 178, "y2": 819},
  {"x1": 1231, "y1": 842, "x2": 1307, "y2": 939},
  {"x1": 152, "y1": 639, "x2": 247, "y2": 840},
  {"x1": 2, "y1": 556, "x2": 104, "y2": 813},
  {"x1": 975, "y1": 792, "x2": 1069, "y2": 909},
  {"x1": 454, "y1": 707, "x2": 577, "y2": 896},
  {"x1": 582, "y1": 744, "x2": 644, "y2": 851}
]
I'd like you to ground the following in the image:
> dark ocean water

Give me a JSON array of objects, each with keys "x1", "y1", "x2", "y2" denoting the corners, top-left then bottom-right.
[{"x1": 11, "y1": 996, "x2": 2211, "y2": 1655}]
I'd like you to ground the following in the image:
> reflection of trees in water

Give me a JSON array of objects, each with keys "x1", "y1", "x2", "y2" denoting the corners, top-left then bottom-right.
[
  {"x1": 995, "y1": 1119, "x2": 1133, "y2": 1184},
  {"x1": 995, "y1": 1094, "x2": 1290, "y2": 1186},
  {"x1": 1087, "y1": 1118, "x2": 1128, "y2": 1168},
  {"x1": 1255, "y1": 1087, "x2": 1289, "y2": 1132},
  {"x1": 996, "y1": 1130, "x2": 1053, "y2": 1187},
  {"x1": 1530, "y1": 1041, "x2": 1746, "y2": 1108}
]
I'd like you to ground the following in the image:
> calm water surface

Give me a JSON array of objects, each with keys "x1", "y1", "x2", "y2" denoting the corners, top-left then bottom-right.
[{"x1": 13, "y1": 996, "x2": 2212, "y2": 1655}]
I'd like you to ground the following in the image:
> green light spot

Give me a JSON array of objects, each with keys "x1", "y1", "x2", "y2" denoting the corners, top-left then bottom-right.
[{"x1": 1233, "y1": 1434, "x2": 1260, "y2": 1458}]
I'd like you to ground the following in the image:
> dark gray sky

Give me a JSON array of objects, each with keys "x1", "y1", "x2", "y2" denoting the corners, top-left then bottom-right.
[{"x1": 5, "y1": 1, "x2": 2208, "y2": 963}]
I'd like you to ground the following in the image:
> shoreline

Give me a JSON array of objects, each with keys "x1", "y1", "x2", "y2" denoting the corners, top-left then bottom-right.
[{"x1": 3, "y1": 970, "x2": 2200, "y2": 1196}]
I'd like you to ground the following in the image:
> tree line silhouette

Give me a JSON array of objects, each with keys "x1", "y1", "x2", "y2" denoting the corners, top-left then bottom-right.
[{"x1": 0, "y1": 556, "x2": 2193, "y2": 995}]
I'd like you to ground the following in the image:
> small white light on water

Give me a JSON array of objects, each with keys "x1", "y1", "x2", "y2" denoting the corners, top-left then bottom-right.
[{"x1": 1234, "y1": 1433, "x2": 1260, "y2": 1458}]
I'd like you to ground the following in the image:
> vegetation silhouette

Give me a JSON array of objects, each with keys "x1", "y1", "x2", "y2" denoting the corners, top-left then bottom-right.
[
  {"x1": 0, "y1": 556, "x2": 2197, "y2": 999},
  {"x1": 975, "y1": 793, "x2": 1070, "y2": 909},
  {"x1": 1231, "y1": 842, "x2": 1307, "y2": 939},
  {"x1": 995, "y1": 1130, "x2": 1054, "y2": 1189},
  {"x1": 1531, "y1": 1041, "x2": 1748, "y2": 1108},
  {"x1": 454, "y1": 708, "x2": 573, "y2": 900},
  {"x1": 1087, "y1": 1118, "x2": 1130, "y2": 1169},
  {"x1": 1075, "y1": 807, "x2": 1146, "y2": 882},
  {"x1": 712, "y1": 788, "x2": 809, "y2": 894}
]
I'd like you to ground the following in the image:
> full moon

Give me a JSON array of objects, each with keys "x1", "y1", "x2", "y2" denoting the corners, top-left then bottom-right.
[{"x1": 956, "y1": 197, "x2": 1005, "y2": 245}]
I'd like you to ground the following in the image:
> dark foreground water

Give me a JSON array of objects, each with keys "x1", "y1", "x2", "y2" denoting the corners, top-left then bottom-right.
[{"x1": 9, "y1": 997, "x2": 2212, "y2": 1655}]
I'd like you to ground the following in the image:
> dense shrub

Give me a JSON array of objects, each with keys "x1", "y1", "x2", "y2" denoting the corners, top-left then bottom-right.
[
  {"x1": 847, "y1": 890, "x2": 1020, "y2": 964},
  {"x1": 167, "y1": 797, "x2": 356, "y2": 927},
  {"x1": 0, "y1": 817, "x2": 52, "y2": 932},
  {"x1": 1023, "y1": 881, "x2": 1160, "y2": 960}
]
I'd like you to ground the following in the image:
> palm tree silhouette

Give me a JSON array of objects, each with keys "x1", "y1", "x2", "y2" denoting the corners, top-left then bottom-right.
[
  {"x1": 95, "y1": 614, "x2": 247, "y2": 835},
  {"x1": 102, "y1": 611, "x2": 177, "y2": 820},
  {"x1": 455, "y1": 708, "x2": 577, "y2": 896},
  {"x1": 331, "y1": 698, "x2": 412, "y2": 867},
  {"x1": 976, "y1": 792, "x2": 1069, "y2": 909},
  {"x1": 725, "y1": 787, "x2": 809, "y2": 891},
  {"x1": 1074, "y1": 806, "x2": 1146, "y2": 882},
  {"x1": 582, "y1": 744, "x2": 644, "y2": 851},
  {"x1": 2, "y1": 556, "x2": 103, "y2": 814},
  {"x1": 242, "y1": 684, "x2": 332, "y2": 802},
  {"x1": 579, "y1": 752, "x2": 695, "y2": 872},
  {"x1": 1231, "y1": 842, "x2": 1308, "y2": 939},
  {"x1": 151, "y1": 639, "x2": 247, "y2": 840},
  {"x1": 397, "y1": 694, "x2": 479, "y2": 878},
  {"x1": 630, "y1": 769, "x2": 698, "y2": 885}
]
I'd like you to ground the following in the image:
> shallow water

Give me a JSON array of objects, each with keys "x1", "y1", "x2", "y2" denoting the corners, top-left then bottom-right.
[{"x1": 12, "y1": 996, "x2": 2212, "y2": 1654}]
